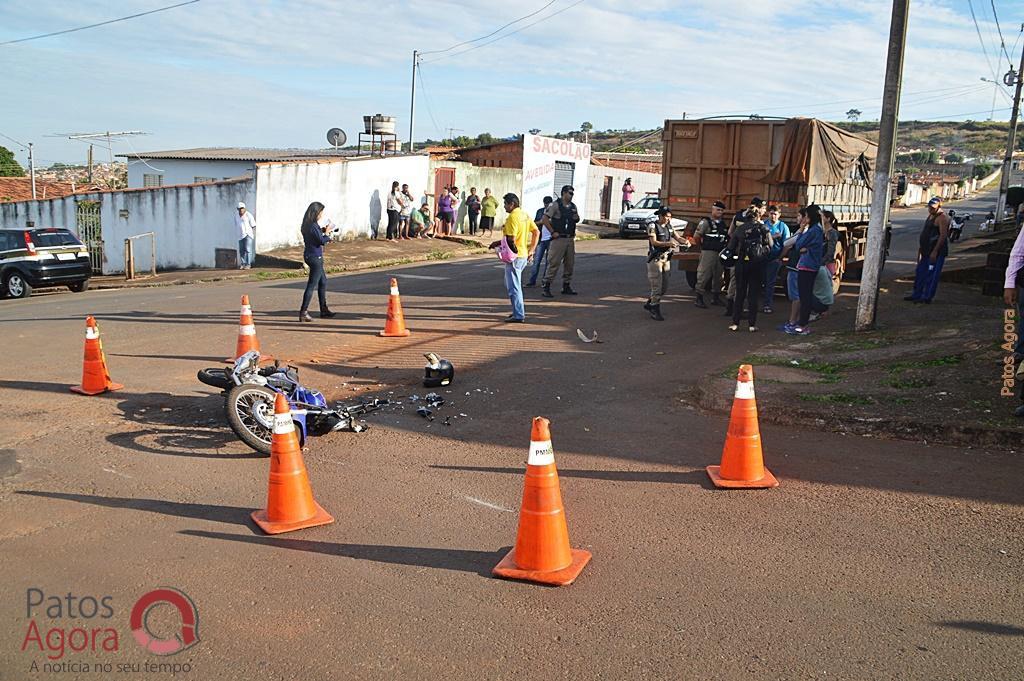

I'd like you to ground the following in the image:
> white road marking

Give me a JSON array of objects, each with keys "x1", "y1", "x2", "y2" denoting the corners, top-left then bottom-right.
[
  {"x1": 463, "y1": 495, "x2": 514, "y2": 513},
  {"x1": 390, "y1": 274, "x2": 449, "y2": 281},
  {"x1": 102, "y1": 467, "x2": 133, "y2": 479}
]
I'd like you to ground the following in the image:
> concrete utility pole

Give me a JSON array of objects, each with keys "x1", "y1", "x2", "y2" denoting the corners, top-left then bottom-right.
[
  {"x1": 28, "y1": 142, "x2": 36, "y2": 200},
  {"x1": 408, "y1": 50, "x2": 418, "y2": 153},
  {"x1": 87, "y1": 144, "x2": 94, "y2": 183},
  {"x1": 855, "y1": 0, "x2": 909, "y2": 332},
  {"x1": 994, "y1": 42, "x2": 1024, "y2": 221}
]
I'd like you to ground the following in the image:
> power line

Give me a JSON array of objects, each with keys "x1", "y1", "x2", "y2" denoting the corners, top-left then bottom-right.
[
  {"x1": 0, "y1": 131, "x2": 28, "y2": 148},
  {"x1": 422, "y1": 0, "x2": 586, "y2": 64},
  {"x1": 989, "y1": 0, "x2": 1014, "y2": 66},
  {"x1": 415, "y1": 64, "x2": 445, "y2": 138},
  {"x1": 419, "y1": 0, "x2": 558, "y2": 57},
  {"x1": 0, "y1": 0, "x2": 200, "y2": 46},
  {"x1": 968, "y1": 0, "x2": 1000, "y2": 80}
]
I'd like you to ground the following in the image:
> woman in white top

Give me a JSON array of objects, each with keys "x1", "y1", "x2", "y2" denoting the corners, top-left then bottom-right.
[{"x1": 386, "y1": 181, "x2": 401, "y2": 241}]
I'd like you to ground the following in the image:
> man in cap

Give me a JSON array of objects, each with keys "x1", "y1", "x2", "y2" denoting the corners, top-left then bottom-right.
[
  {"x1": 690, "y1": 200, "x2": 729, "y2": 308},
  {"x1": 904, "y1": 197, "x2": 950, "y2": 304},
  {"x1": 540, "y1": 184, "x2": 581, "y2": 297},
  {"x1": 234, "y1": 202, "x2": 257, "y2": 269},
  {"x1": 725, "y1": 197, "x2": 766, "y2": 315},
  {"x1": 644, "y1": 206, "x2": 688, "y2": 320}
]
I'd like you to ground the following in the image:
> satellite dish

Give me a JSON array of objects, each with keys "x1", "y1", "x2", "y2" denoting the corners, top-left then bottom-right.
[{"x1": 327, "y1": 128, "x2": 347, "y2": 148}]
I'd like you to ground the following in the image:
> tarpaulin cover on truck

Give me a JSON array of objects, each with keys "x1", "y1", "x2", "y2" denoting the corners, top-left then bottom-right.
[{"x1": 762, "y1": 118, "x2": 878, "y2": 189}]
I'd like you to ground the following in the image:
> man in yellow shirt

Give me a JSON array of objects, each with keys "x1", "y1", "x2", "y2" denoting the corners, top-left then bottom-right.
[{"x1": 490, "y1": 192, "x2": 539, "y2": 323}]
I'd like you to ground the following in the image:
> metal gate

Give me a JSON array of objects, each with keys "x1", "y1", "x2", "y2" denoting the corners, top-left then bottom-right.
[
  {"x1": 75, "y1": 200, "x2": 103, "y2": 274},
  {"x1": 553, "y1": 161, "x2": 575, "y2": 195}
]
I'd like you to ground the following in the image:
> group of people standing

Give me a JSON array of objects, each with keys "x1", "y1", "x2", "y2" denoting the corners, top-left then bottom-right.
[
  {"x1": 384, "y1": 183, "x2": 502, "y2": 240},
  {"x1": 647, "y1": 197, "x2": 839, "y2": 334}
]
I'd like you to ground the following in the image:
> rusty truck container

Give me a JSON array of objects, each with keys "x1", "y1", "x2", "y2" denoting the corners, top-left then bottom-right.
[{"x1": 662, "y1": 118, "x2": 880, "y2": 284}]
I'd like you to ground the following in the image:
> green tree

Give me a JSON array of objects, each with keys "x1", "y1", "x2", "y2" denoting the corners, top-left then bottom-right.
[
  {"x1": 580, "y1": 121, "x2": 593, "y2": 134},
  {"x1": 475, "y1": 132, "x2": 495, "y2": 146},
  {"x1": 846, "y1": 108, "x2": 862, "y2": 122},
  {"x1": 943, "y1": 153, "x2": 965, "y2": 163},
  {"x1": 0, "y1": 145, "x2": 25, "y2": 177},
  {"x1": 973, "y1": 162, "x2": 994, "y2": 179}
]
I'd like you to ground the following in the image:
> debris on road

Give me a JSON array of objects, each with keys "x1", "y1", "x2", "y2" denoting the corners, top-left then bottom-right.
[{"x1": 577, "y1": 328, "x2": 602, "y2": 343}]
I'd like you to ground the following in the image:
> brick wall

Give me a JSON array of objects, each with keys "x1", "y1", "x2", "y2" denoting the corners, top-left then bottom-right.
[{"x1": 456, "y1": 141, "x2": 523, "y2": 169}]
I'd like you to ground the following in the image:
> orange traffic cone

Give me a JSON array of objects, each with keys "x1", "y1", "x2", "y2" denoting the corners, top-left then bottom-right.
[
  {"x1": 226, "y1": 295, "x2": 271, "y2": 363},
  {"x1": 493, "y1": 417, "x2": 591, "y2": 586},
  {"x1": 706, "y1": 364, "x2": 778, "y2": 488},
  {"x1": 70, "y1": 316, "x2": 123, "y2": 396},
  {"x1": 251, "y1": 393, "x2": 334, "y2": 534},
  {"x1": 379, "y1": 277, "x2": 411, "y2": 337}
]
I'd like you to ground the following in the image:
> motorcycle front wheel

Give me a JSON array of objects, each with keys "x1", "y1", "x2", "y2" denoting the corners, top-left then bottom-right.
[{"x1": 225, "y1": 384, "x2": 279, "y2": 455}]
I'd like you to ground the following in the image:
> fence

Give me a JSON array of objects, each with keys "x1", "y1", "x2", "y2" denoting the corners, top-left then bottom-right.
[{"x1": 124, "y1": 232, "x2": 156, "y2": 280}]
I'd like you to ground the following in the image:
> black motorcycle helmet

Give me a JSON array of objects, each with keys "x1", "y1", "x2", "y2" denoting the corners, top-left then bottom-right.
[{"x1": 423, "y1": 353, "x2": 454, "y2": 388}]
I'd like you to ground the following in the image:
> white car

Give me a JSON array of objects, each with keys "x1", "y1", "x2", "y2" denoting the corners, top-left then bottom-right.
[{"x1": 618, "y1": 197, "x2": 688, "y2": 238}]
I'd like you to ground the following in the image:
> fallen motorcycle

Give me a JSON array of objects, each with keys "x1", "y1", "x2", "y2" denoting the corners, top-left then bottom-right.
[{"x1": 197, "y1": 351, "x2": 384, "y2": 455}]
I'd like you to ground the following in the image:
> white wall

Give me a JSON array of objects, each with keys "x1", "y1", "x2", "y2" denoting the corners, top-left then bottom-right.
[
  {"x1": 252, "y1": 155, "x2": 429, "y2": 248},
  {"x1": 428, "y1": 160, "x2": 523, "y2": 231},
  {"x1": 584, "y1": 165, "x2": 662, "y2": 220},
  {"x1": 0, "y1": 180, "x2": 254, "y2": 273},
  {"x1": 126, "y1": 158, "x2": 256, "y2": 188}
]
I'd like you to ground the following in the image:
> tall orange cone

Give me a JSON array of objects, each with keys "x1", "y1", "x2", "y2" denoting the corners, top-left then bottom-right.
[
  {"x1": 379, "y1": 277, "x2": 411, "y2": 337},
  {"x1": 226, "y1": 295, "x2": 271, "y2": 363},
  {"x1": 706, "y1": 364, "x2": 779, "y2": 488},
  {"x1": 251, "y1": 393, "x2": 334, "y2": 534},
  {"x1": 70, "y1": 316, "x2": 123, "y2": 395},
  {"x1": 493, "y1": 417, "x2": 591, "y2": 586}
]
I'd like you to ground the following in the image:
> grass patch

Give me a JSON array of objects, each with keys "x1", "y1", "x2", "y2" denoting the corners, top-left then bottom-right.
[
  {"x1": 721, "y1": 354, "x2": 865, "y2": 382},
  {"x1": 798, "y1": 392, "x2": 875, "y2": 406},
  {"x1": 885, "y1": 375, "x2": 936, "y2": 390},
  {"x1": 427, "y1": 250, "x2": 453, "y2": 261},
  {"x1": 255, "y1": 270, "x2": 304, "y2": 280},
  {"x1": 823, "y1": 335, "x2": 894, "y2": 352},
  {"x1": 887, "y1": 354, "x2": 964, "y2": 373}
]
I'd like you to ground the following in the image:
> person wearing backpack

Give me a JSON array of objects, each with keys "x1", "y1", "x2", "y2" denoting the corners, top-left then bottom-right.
[{"x1": 726, "y1": 204, "x2": 772, "y2": 332}]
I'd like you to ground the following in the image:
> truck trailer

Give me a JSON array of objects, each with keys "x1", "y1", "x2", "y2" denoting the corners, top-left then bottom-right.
[{"x1": 662, "y1": 117, "x2": 885, "y2": 290}]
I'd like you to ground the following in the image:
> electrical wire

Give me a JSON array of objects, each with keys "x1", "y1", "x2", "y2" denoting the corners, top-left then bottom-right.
[
  {"x1": 421, "y1": 0, "x2": 586, "y2": 64},
  {"x1": 968, "y1": 0, "x2": 1001, "y2": 81},
  {"x1": 418, "y1": 0, "x2": 558, "y2": 56},
  {"x1": 0, "y1": 131, "x2": 28, "y2": 148},
  {"x1": 415, "y1": 64, "x2": 445, "y2": 138},
  {"x1": 990, "y1": 0, "x2": 1014, "y2": 66},
  {"x1": 0, "y1": 0, "x2": 200, "y2": 46}
]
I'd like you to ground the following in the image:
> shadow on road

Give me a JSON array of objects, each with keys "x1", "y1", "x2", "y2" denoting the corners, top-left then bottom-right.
[
  {"x1": 431, "y1": 464, "x2": 714, "y2": 488},
  {"x1": 17, "y1": 491, "x2": 257, "y2": 528},
  {"x1": 180, "y1": 529, "x2": 506, "y2": 577},
  {"x1": 937, "y1": 620, "x2": 1024, "y2": 636},
  {"x1": 0, "y1": 379, "x2": 121, "y2": 396}
]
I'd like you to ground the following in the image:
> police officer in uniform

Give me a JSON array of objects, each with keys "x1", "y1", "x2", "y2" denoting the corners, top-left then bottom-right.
[
  {"x1": 540, "y1": 185, "x2": 581, "y2": 298},
  {"x1": 690, "y1": 200, "x2": 729, "y2": 308},
  {"x1": 644, "y1": 206, "x2": 688, "y2": 321}
]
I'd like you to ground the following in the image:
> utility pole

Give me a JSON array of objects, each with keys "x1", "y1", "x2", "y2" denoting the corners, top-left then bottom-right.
[
  {"x1": 28, "y1": 142, "x2": 36, "y2": 200},
  {"x1": 446, "y1": 127, "x2": 463, "y2": 144},
  {"x1": 995, "y1": 42, "x2": 1024, "y2": 221},
  {"x1": 855, "y1": 0, "x2": 909, "y2": 332},
  {"x1": 408, "y1": 50, "x2": 418, "y2": 153},
  {"x1": 87, "y1": 144, "x2": 94, "y2": 183}
]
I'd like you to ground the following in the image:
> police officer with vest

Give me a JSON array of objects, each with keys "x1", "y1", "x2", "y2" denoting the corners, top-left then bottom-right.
[
  {"x1": 644, "y1": 206, "x2": 688, "y2": 321},
  {"x1": 540, "y1": 185, "x2": 581, "y2": 298},
  {"x1": 690, "y1": 200, "x2": 729, "y2": 309}
]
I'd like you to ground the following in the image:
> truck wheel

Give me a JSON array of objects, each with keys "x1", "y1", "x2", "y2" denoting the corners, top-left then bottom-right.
[
  {"x1": 832, "y1": 241, "x2": 846, "y2": 295},
  {"x1": 4, "y1": 271, "x2": 31, "y2": 299}
]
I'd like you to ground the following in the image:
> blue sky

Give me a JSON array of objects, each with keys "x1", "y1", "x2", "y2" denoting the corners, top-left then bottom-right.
[{"x1": 1, "y1": 0, "x2": 1023, "y2": 167}]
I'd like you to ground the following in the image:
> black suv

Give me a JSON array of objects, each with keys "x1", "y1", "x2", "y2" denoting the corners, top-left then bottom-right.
[{"x1": 0, "y1": 228, "x2": 92, "y2": 298}]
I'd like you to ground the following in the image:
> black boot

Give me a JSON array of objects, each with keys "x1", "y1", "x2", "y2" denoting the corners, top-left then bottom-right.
[
  {"x1": 651, "y1": 304, "x2": 665, "y2": 321},
  {"x1": 643, "y1": 298, "x2": 653, "y2": 312},
  {"x1": 542, "y1": 284, "x2": 554, "y2": 298},
  {"x1": 724, "y1": 299, "x2": 733, "y2": 316},
  {"x1": 694, "y1": 293, "x2": 708, "y2": 309},
  {"x1": 712, "y1": 294, "x2": 724, "y2": 307},
  {"x1": 319, "y1": 309, "x2": 336, "y2": 319},
  {"x1": 562, "y1": 284, "x2": 578, "y2": 295}
]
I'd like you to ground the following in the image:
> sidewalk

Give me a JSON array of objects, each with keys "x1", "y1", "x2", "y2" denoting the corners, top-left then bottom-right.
[{"x1": 91, "y1": 236, "x2": 489, "y2": 290}]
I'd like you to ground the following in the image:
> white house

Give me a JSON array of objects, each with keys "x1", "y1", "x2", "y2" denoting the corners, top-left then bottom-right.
[{"x1": 119, "y1": 148, "x2": 354, "y2": 188}]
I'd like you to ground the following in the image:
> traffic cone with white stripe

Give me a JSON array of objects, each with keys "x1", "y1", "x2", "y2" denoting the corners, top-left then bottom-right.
[
  {"x1": 379, "y1": 277, "x2": 411, "y2": 337},
  {"x1": 226, "y1": 295, "x2": 271, "y2": 363},
  {"x1": 70, "y1": 316, "x2": 123, "y2": 396},
  {"x1": 706, "y1": 364, "x2": 778, "y2": 488},
  {"x1": 493, "y1": 417, "x2": 591, "y2": 586},
  {"x1": 251, "y1": 393, "x2": 334, "y2": 534}
]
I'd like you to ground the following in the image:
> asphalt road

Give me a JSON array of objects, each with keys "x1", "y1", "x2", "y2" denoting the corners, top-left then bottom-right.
[{"x1": 1, "y1": 236, "x2": 1022, "y2": 680}]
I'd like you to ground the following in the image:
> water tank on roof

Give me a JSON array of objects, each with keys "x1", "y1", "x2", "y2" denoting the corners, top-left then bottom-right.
[{"x1": 371, "y1": 114, "x2": 396, "y2": 134}]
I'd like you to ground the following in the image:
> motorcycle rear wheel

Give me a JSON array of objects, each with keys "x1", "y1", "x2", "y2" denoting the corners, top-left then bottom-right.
[{"x1": 225, "y1": 384, "x2": 278, "y2": 455}]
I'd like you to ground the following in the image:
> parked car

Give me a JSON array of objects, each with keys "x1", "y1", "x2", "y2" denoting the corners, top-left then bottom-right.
[
  {"x1": 0, "y1": 227, "x2": 92, "y2": 299},
  {"x1": 618, "y1": 197, "x2": 688, "y2": 238}
]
